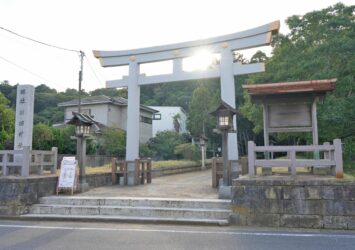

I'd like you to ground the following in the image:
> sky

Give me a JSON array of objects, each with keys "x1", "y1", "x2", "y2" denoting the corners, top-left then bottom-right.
[{"x1": 0, "y1": 0, "x2": 353, "y2": 92}]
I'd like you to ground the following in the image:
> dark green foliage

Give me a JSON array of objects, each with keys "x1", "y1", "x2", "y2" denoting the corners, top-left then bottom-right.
[
  {"x1": 96, "y1": 128, "x2": 126, "y2": 157},
  {"x1": 0, "y1": 81, "x2": 17, "y2": 107},
  {"x1": 186, "y1": 81, "x2": 220, "y2": 138},
  {"x1": 90, "y1": 88, "x2": 128, "y2": 98},
  {"x1": 32, "y1": 123, "x2": 55, "y2": 150},
  {"x1": 147, "y1": 131, "x2": 187, "y2": 160},
  {"x1": 0, "y1": 92, "x2": 15, "y2": 149},
  {"x1": 141, "y1": 80, "x2": 200, "y2": 111},
  {"x1": 174, "y1": 143, "x2": 201, "y2": 161},
  {"x1": 51, "y1": 125, "x2": 77, "y2": 154},
  {"x1": 139, "y1": 143, "x2": 153, "y2": 158},
  {"x1": 240, "y1": 3, "x2": 355, "y2": 166}
]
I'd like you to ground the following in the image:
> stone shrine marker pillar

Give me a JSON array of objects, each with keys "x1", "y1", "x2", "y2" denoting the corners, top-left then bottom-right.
[{"x1": 14, "y1": 85, "x2": 35, "y2": 151}]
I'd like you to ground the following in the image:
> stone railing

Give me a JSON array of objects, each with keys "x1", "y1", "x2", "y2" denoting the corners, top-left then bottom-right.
[
  {"x1": 248, "y1": 139, "x2": 343, "y2": 178},
  {"x1": 0, "y1": 146, "x2": 58, "y2": 177}
]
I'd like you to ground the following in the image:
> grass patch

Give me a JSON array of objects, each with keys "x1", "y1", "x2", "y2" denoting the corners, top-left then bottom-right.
[
  {"x1": 82, "y1": 160, "x2": 201, "y2": 174},
  {"x1": 86, "y1": 164, "x2": 111, "y2": 174},
  {"x1": 152, "y1": 160, "x2": 199, "y2": 169},
  {"x1": 256, "y1": 166, "x2": 310, "y2": 175}
]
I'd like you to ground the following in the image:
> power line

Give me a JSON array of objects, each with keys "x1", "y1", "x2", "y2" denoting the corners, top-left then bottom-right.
[
  {"x1": 0, "y1": 26, "x2": 80, "y2": 53},
  {"x1": 0, "y1": 55, "x2": 55, "y2": 84},
  {"x1": 84, "y1": 55, "x2": 105, "y2": 88}
]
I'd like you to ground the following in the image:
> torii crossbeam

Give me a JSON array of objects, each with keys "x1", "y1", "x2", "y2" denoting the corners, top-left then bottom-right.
[{"x1": 93, "y1": 21, "x2": 280, "y2": 185}]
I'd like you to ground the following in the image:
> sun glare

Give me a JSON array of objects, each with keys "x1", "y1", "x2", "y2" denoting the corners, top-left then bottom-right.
[{"x1": 183, "y1": 50, "x2": 219, "y2": 71}]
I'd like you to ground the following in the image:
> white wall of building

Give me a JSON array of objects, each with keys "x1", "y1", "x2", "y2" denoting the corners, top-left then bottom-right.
[
  {"x1": 64, "y1": 104, "x2": 153, "y2": 143},
  {"x1": 65, "y1": 104, "x2": 109, "y2": 125},
  {"x1": 148, "y1": 106, "x2": 187, "y2": 137}
]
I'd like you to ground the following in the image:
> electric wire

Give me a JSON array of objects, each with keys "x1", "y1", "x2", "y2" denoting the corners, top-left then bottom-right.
[
  {"x1": 84, "y1": 55, "x2": 105, "y2": 87},
  {"x1": 0, "y1": 55, "x2": 56, "y2": 84},
  {"x1": 0, "y1": 26, "x2": 104, "y2": 90},
  {"x1": 0, "y1": 26, "x2": 80, "y2": 53}
]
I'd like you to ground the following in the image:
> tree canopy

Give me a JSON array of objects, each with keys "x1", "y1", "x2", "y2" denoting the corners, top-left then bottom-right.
[{"x1": 240, "y1": 2, "x2": 355, "y2": 165}]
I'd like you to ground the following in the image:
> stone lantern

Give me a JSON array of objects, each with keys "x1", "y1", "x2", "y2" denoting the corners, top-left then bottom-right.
[
  {"x1": 67, "y1": 112, "x2": 99, "y2": 192},
  {"x1": 210, "y1": 101, "x2": 237, "y2": 187}
]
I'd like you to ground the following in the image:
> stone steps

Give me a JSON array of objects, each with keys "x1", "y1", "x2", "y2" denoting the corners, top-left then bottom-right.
[{"x1": 22, "y1": 196, "x2": 231, "y2": 225}]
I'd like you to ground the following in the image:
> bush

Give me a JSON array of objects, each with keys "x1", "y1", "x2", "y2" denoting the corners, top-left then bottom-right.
[
  {"x1": 139, "y1": 143, "x2": 153, "y2": 158},
  {"x1": 174, "y1": 143, "x2": 201, "y2": 161},
  {"x1": 148, "y1": 131, "x2": 186, "y2": 160},
  {"x1": 96, "y1": 128, "x2": 126, "y2": 157}
]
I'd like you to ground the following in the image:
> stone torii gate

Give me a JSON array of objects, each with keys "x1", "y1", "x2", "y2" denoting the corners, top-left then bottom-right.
[{"x1": 94, "y1": 21, "x2": 279, "y2": 185}]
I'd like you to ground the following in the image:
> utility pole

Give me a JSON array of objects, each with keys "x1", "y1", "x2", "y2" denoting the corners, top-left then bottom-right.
[{"x1": 78, "y1": 51, "x2": 84, "y2": 113}]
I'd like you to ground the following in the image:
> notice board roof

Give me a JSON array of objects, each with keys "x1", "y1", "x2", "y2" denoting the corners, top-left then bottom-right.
[{"x1": 242, "y1": 79, "x2": 337, "y2": 96}]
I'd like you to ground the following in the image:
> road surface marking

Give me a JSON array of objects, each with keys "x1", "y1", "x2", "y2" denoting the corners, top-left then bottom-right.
[{"x1": 0, "y1": 224, "x2": 354, "y2": 238}]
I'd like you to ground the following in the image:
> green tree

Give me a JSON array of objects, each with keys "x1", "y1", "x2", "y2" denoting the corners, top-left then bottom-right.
[
  {"x1": 0, "y1": 81, "x2": 17, "y2": 107},
  {"x1": 240, "y1": 3, "x2": 355, "y2": 165},
  {"x1": 174, "y1": 143, "x2": 200, "y2": 161},
  {"x1": 148, "y1": 131, "x2": 186, "y2": 160},
  {"x1": 96, "y1": 128, "x2": 126, "y2": 157},
  {"x1": 32, "y1": 123, "x2": 54, "y2": 150},
  {"x1": 187, "y1": 83, "x2": 219, "y2": 138},
  {"x1": 52, "y1": 126, "x2": 77, "y2": 154},
  {"x1": 0, "y1": 92, "x2": 15, "y2": 149}
]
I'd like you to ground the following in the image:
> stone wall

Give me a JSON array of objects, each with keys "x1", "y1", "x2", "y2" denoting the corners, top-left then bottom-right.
[
  {"x1": 0, "y1": 173, "x2": 111, "y2": 216},
  {"x1": 232, "y1": 176, "x2": 355, "y2": 229}
]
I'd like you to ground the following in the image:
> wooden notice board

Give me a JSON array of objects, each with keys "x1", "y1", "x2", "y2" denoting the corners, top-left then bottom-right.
[{"x1": 56, "y1": 157, "x2": 78, "y2": 195}]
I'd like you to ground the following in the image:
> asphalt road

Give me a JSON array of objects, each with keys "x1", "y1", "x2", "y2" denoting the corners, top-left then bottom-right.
[{"x1": 0, "y1": 220, "x2": 354, "y2": 250}]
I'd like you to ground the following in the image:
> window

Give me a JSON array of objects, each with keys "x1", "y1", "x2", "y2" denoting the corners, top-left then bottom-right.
[
  {"x1": 140, "y1": 115, "x2": 152, "y2": 124},
  {"x1": 153, "y1": 113, "x2": 161, "y2": 120}
]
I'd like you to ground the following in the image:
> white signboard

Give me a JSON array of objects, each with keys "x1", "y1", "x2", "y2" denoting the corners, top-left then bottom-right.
[{"x1": 57, "y1": 157, "x2": 77, "y2": 194}]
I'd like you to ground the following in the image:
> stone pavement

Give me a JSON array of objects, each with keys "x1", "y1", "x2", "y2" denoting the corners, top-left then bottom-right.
[{"x1": 78, "y1": 169, "x2": 218, "y2": 199}]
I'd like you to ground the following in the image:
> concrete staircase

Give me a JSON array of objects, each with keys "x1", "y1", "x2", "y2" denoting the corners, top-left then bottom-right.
[{"x1": 22, "y1": 196, "x2": 231, "y2": 225}]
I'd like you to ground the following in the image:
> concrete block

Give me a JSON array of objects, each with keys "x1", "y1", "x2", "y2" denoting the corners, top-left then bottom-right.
[
  {"x1": 324, "y1": 200, "x2": 355, "y2": 216},
  {"x1": 231, "y1": 205, "x2": 252, "y2": 215},
  {"x1": 347, "y1": 216, "x2": 355, "y2": 230},
  {"x1": 232, "y1": 186, "x2": 245, "y2": 199},
  {"x1": 244, "y1": 185, "x2": 262, "y2": 200},
  {"x1": 283, "y1": 200, "x2": 325, "y2": 215},
  {"x1": 251, "y1": 200, "x2": 282, "y2": 214},
  {"x1": 321, "y1": 186, "x2": 336, "y2": 200},
  {"x1": 230, "y1": 213, "x2": 247, "y2": 226},
  {"x1": 281, "y1": 214, "x2": 322, "y2": 228},
  {"x1": 304, "y1": 200, "x2": 325, "y2": 215},
  {"x1": 283, "y1": 200, "x2": 306, "y2": 214},
  {"x1": 305, "y1": 186, "x2": 321, "y2": 200},
  {"x1": 323, "y1": 216, "x2": 349, "y2": 229},
  {"x1": 343, "y1": 185, "x2": 355, "y2": 201},
  {"x1": 247, "y1": 213, "x2": 280, "y2": 227},
  {"x1": 283, "y1": 186, "x2": 305, "y2": 200},
  {"x1": 263, "y1": 186, "x2": 282, "y2": 200}
]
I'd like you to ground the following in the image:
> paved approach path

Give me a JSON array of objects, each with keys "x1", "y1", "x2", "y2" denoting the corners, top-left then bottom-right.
[{"x1": 80, "y1": 169, "x2": 218, "y2": 199}]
